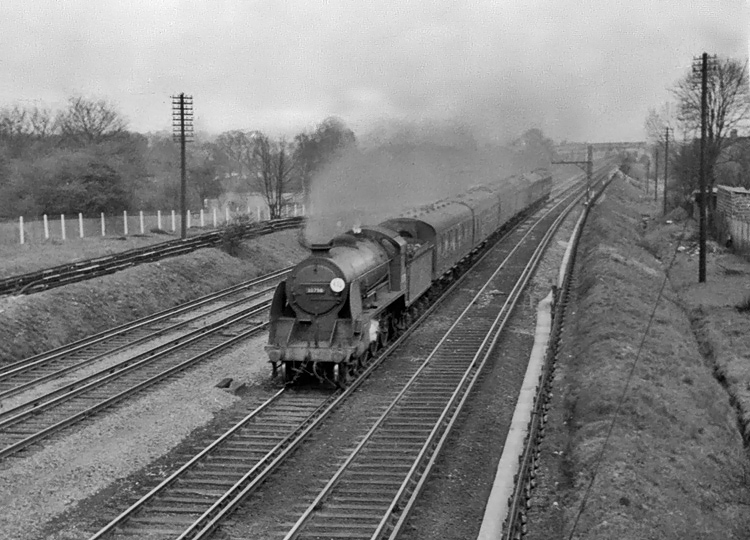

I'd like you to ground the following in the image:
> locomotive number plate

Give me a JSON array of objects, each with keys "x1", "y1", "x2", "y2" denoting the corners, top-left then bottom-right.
[{"x1": 306, "y1": 286, "x2": 326, "y2": 294}]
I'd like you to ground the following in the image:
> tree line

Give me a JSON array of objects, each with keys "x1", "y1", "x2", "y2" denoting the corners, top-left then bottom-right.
[
  {"x1": 0, "y1": 97, "x2": 356, "y2": 220},
  {"x1": 644, "y1": 56, "x2": 750, "y2": 212}
]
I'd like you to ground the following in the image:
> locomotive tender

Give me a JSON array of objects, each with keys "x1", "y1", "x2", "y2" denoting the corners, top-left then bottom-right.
[{"x1": 266, "y1": 169, "x2": 553, "y2": 385}]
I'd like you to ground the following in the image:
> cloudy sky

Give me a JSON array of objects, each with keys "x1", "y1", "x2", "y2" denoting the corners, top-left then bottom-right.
[{"x1": 1, "y1": 0, "x2": 748, "y2": 143}]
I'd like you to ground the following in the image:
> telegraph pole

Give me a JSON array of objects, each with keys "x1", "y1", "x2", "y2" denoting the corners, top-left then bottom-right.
[
  {"x1": 692, "y1": 53, "x2": 716, "y2": 283},
  {"x1": 663, "y1": 126, "x2": 672, "y2": 215},
  {"x1": 172, "y1": 93, "x2": 194, "y2": 239},
  {"x1": 552, "y1": 145, "x2": 593, "y2": 202},
  {"x1": 653, "y1": 148, "x2": 659, "y2": 202}
]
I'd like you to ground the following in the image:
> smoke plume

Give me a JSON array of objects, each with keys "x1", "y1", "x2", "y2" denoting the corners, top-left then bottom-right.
[{"x1": 303, "y1": 120, "x2": 551, "y2": 245}]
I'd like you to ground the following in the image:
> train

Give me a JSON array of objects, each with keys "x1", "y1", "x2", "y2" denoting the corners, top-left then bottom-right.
[{"x1": 265, "y1": 169, "x2": 553, "y2": 386}]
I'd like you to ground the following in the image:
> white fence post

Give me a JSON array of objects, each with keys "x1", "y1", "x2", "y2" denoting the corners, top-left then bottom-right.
[
  {"x1": 225, "y1": 207, "x2": 229, "y2": 224},
  {"x1": 257, "y1": 206, "x2": 261, "y2": 221},
  {"x1": 101, "y1": 212, "x2": 106, "y2": 236},
  {"x1": 171, "y1": 210, "x2": 176, "y2": 232},
  {"x1": 61, "y1": 214, "x2": 66, "y2": 241},
  {"x1": 187, "y1": 211, "x2": 191, "y2": 230},
  {"x1": 123, "y1": 210, "x2": 128, "y2": 235},
  {"x1": 157, "y1": 210, "x2": 162, "y2": 231},
  {"x1": 79, "y1": 213, "x2": 84, "y2": 238},
  {"x1": 19, "y1": 216, "x2": 24, "y2": 244},
  {"x1": 200, "y1": 209, "x2": 205, "y2": 227},
  {"x1": 212, "y1": 208, "x2": 217, "y2": 228},
  {"x1": 139, "y1": 211, "x2": 144, "y2": 234},
  {"x1": 43, "y1": 214, "x2": 49, "y2": 239}
]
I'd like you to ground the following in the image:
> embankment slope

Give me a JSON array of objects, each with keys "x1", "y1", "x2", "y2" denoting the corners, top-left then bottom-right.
[{"x1": 528, "y1": 175, "x2": 749, "y2": 539}]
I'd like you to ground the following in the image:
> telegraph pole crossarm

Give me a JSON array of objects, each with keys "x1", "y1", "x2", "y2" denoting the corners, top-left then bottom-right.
[{"x1": 552, "y1": 145, "x2": 593, "y2": 203}]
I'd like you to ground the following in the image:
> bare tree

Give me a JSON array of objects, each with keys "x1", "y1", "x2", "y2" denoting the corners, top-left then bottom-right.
[
  {"x1": 215, "y1": 130, "x2": 256, "y2": 180},
  {"x1": 644, "y1": 103, "x2": 678, "y2": 144},
  {"x1": 294, "y1": 117, "x2": 356, "y2": 204},
  {"x1": 250, "y1": 133, "x2": 296, "y2": 219},
  {"x1": 0, "y1": 104, "x2": 59, "y2": 159},
  {"x1": 0, "y1": 105, "x2": 34, "y2": 157},
  {"x1": 56, "y1": 96, "x2": 127, "y2": 145},
  {"x1": 671, "y1": 57, "x2": 750, "y2": 189},
  {"x1": 28, "y1": 106, "x2": 55, "y2": 138},
  {"x1": 189, "y1": 141, "x2": 223, "y2": 206}
]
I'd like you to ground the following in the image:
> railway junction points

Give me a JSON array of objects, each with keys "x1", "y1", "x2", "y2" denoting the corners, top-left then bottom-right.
[{"x1": 0, "y1": 164, "x2": 748, "y2": 539}]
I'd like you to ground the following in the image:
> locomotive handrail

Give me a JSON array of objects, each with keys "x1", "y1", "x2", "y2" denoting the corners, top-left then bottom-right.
[{"x1": 358, "y1": 260, "x2": 391, "y2": 287}]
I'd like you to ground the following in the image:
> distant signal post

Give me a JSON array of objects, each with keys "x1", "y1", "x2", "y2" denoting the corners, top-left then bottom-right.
[
  {"x1": 172, "y1": 93, "x2": 194, "y2": 239},
  {"x1": 552, "y1": 145, "x2": 593, "y2": 203}
]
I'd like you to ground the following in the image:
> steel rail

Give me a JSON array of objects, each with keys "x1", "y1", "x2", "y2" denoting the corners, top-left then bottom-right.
[
  {"x1": 382, "y1": 191, "x2": 583, "y2": 540},
  {"x1": 87, "y1": 174, "x2": 598, "y2": 540},
  {"x1": 0, "y1": 266, "x2": 291, "y2": 379},
  {"x1": 0, "y1": 301, "x2": 271, "y2": 460},
  {"x1": 86, "y1": 387, "x2": 288, "y2": 540},
  {"x1": 501, "y1": 170, "x2": 617, "y2": 539},
  {"x1": 87, "y1": 176, "x2": 565, "y2": 540},
  {"x1": 88, "y1": 285, "x2": 460, "y2": 540},
  {"x1": 0, "y1": 285, "x2": 276, "y2": 403},
  {"x1": 0, "y1": 299, "x2": 270, "y2": 426},
  {"x1": 279, "y1": 186, "x2": 580, "y2": 540}
]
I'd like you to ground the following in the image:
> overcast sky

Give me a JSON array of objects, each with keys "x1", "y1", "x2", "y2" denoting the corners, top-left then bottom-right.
[{"x1": 1, "y1": 0, "x2": 748, "y2": 143}]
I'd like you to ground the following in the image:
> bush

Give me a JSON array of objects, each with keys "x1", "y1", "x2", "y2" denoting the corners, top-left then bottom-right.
[{"x1": 220, "y1": 215, "x2": 254, "y2": 256}]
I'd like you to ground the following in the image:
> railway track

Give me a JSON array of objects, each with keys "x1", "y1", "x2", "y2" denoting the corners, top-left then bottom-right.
[
  {"x1": 0, "y1": 269, "x2": 293, "y2": 461},
  {"x1": 501, "y1": 169, "x2": 617, "y2": 539},
  {"x1": 85, "y1": 174, "x2": 599, "y2": 540},
  {"x1": 0, "y1": 267, "x2": 291, "y2": 402},
  {"x1": 276, "y1": 176, "x2": 585, "y2": 540},
  {"x1": 0, "y1": 216, "x2": 302, "y2": 296}
]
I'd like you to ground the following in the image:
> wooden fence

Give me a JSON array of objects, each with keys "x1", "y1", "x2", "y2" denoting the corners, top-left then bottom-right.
[{"x1": 1, "y1": 203, "x2": 304, "y2": 245}]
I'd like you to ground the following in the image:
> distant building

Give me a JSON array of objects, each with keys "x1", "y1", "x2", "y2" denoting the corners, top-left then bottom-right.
[
  {"x1": 714, "y1": 185, "x2": 750, "y2": 248},
  {"x1": 716, "y1": 185, "x2": 750, "y2": 219},
  {"x1": 206, "y1": 191, "x2": 304, "y2": 221}
]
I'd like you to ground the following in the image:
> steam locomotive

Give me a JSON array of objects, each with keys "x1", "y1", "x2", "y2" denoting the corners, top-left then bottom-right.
[{"x1": 266, "y1": 170, "x2": 553, "y2": 385}]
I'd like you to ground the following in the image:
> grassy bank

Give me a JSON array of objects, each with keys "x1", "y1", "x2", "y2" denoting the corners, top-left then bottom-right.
[{"x1": 528, "y1": 173, "x2": 749, "y2": 539}]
